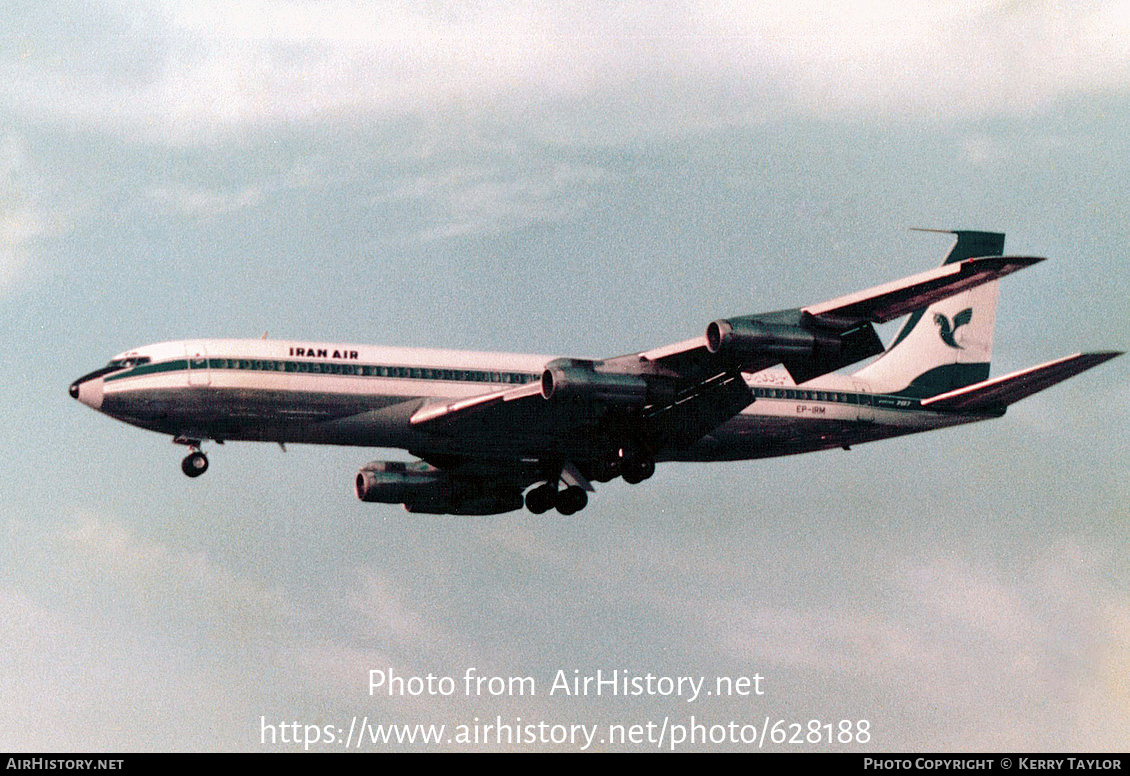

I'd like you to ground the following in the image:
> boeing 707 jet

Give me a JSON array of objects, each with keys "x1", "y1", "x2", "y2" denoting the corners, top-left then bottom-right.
[{"x1": 70, "y1": 231, "x2": 1120, "y2": 515}]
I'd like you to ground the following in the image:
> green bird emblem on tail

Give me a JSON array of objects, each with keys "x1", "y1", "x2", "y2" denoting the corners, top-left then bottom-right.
[{"x1": 934, "y1": 308, "x2": 973, "y2": 349}]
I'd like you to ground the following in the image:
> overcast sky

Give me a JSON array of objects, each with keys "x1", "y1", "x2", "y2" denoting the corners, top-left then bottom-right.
[{"x1": 2, "y1": 1, "x2": 1128, "y2": 751}]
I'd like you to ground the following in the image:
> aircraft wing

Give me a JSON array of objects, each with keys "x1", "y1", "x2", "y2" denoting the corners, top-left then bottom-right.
[
  {"x1": 627, "y1": 254, "x2": 1044, "y2": 383},
  {"x1": 409, "y1": 255, "x2": 1046, "y2": 461},
  {"x1": 920, "y1": 351, "x2": 1122, "y2": 413},
  {"x1": 800, "y1": 255, "x2": 1043, "y2": 326}
]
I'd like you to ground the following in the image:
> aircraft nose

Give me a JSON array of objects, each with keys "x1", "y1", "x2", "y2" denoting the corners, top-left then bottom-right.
[{"x1": 69, "y1": 374, "x2": 105, "y2": 410}]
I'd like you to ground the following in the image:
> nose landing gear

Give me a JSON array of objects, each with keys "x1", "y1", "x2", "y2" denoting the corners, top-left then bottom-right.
[
  {"x1": 181, "y1": 450, "x2": 209, "y2": 477},
  {"x1": 174, "y1": 437, "x2": 209, "y2": 478}
]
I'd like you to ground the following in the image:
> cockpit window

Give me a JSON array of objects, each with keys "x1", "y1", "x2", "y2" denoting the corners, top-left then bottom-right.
[{"x1": 109, "y1": 356, "x2": 151, "y2": 369}]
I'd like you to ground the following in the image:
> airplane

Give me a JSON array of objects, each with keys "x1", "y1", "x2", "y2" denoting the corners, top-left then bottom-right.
[{"x1": 69, "y1": 230, "x2": 1120, "y2": 516}]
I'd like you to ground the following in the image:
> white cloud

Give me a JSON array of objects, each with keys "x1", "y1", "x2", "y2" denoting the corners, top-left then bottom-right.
[
  {"x1": 0, "y1": 134, "x2": 67, "y2": 290},
  {"x1": 0, "y1": 584, "x2": 254, "y2": 750},
  {"x1": 706, "y1": 540, "x2": 1130, "y2": 749},
  {"x1": 0, "y1": 208, "x2": 46, "y2": 288},
  {"x1": 8, "y1": 514, "x2": 488, "y2": 748},
  {"x1": 350, "y1": 570, "x2": 445, "y2": 646},
  {"x1": 62, "y1": 514, "x2": 292, "y2": 638},
  {"x1": 4, "y1": 2, "x2": 1130, "y2": 144},
  {"x1": 698, "y1": 1, "x2": 1130, "y2": 117},
  {"x1": 372, "y1": 161, "x2": 609, "y2": 243},
  {"x1": 148, "y1": 183, "x2": 262, "y2": 219}
]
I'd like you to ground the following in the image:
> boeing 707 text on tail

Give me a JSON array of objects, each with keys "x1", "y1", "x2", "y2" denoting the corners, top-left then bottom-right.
[{"x1": 70, "y1": 231, "x2": 1120, "y2": 515}]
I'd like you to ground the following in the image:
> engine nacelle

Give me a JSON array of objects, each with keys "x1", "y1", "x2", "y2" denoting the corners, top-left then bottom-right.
[
  {"x1": 355, "y1": 460, "x2": 450, "y2": 504},
  {"x1": 705, "y1": 318, "x2": 842, "y2": 360},
  {"x1": 354, "y1": 460, "x2": 524, "y2": 515},
  {"x1": 540, "y1": 359, "x2": 651, "y2": 405},
  {"x1": 404, "y1": 490, "x2": 524, "y2": 516}
]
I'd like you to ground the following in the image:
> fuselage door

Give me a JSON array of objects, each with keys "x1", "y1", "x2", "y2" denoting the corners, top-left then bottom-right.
[
  {"x1": 849, "y1": 379, "x2": 873, "y2": 423},
  {"x1": 186, "y1": 343, "x2": 211, "y2": 386}
]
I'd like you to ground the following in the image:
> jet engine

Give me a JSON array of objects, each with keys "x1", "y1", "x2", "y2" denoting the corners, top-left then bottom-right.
[
  {"x1": 355, "y1": 460, "x2": 449, "y2": 503},
  {"x1": 705, "y1": 310, "x2": 884, "y2": 383},
  {"x1": 539, "y1": 358, "x2": 653, "y2": 405},
  {"x1": 354, "y1": 460, "x2": 523, "y2": 515},
  {"x1": 705, "y1": 318, "x2": 844, "y2": 360}
]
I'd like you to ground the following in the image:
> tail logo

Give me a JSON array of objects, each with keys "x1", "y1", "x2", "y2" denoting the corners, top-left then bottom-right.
[{"x1": 934, "y1": 308, "x2": 973, "y2": 349}]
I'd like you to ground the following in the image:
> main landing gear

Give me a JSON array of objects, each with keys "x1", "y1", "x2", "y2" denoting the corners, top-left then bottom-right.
[
  {"x1": 174, "y1": 437, "x2": 209, "y2": 478},
  {"x1": 620, "y1": 457, "x2": 655, "y2": 485},
  {"x1": 524, "y1": 451, "x2": 656, "y2": 515},
  {"x1": 525, "y1": 482, "x2": 588, "y2": 516}
]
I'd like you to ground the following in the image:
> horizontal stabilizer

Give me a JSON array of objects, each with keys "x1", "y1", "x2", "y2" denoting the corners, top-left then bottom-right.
[
  {"x1": 803, "y1": 255, "x2": 1043, "y2": 328},
  {"x1": 920, "y1": 351, "x2": 1122, "y2": 413}
]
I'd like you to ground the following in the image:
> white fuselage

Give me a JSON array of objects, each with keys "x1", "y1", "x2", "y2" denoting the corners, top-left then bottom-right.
[{"x1": 72, "y1": 338, "x2": 988, "y2": 462}]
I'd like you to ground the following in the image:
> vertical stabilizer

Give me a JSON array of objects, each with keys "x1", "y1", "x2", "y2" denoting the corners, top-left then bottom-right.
[{"x1": 852, "y1": 231, "x2": 1005, "y2": 397}]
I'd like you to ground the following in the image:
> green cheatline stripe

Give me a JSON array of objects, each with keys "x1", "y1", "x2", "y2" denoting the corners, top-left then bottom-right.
[{"x1": 103, "y1": 357, "x2": 538, "y2": 386}]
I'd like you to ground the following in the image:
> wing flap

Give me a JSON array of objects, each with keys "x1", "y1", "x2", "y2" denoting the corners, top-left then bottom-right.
[
  {"x1": 409, "y1": 381, "x2": 543, "y2": 427},
  {"x1": 920, "y1": 351, "x2": 1122, "y2": 412}
]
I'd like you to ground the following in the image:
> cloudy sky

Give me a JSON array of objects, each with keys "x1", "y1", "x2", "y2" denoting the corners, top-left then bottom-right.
[{"x1": 3, "y1": 0, "x2": 1128, "y2": 751}]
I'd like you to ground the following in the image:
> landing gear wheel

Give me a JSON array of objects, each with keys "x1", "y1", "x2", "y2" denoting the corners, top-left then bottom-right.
[
  {"x1": 590, "y1": 459, "x2": 619, "y2": 483},
  {"x1": 555, "y1": 485, "x2": 588, "y2": 515},
  {"x1": 181, "y1": 451, "x2": 209, "y2": 477},
  {"x1": 525, "y1": 483, "x2": 557, "y2": 515},
  {"x1": 621, "y1": 458, "x2": 655, "y2": 485}
]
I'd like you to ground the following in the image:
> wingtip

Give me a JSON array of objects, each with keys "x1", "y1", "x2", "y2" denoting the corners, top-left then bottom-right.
[
  {"x1": 1052, "y1": 350, "x2": 1122, "y2": 366},
  {"x1": 1012, "y1": 255, "x2": 1046, "y2": 270},
  {"x1": 964, "y1": 254, "x2": 1045, "y2": 269},
  {"x1": 1054, "y1": 350, "x2": 1123, "y2": 373}
]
